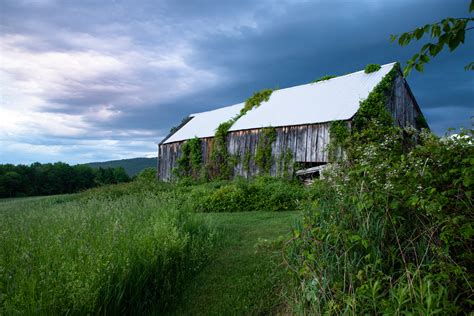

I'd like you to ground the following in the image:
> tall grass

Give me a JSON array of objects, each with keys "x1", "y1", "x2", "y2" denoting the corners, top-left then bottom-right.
[
  {"x1": 0, "y1": 190, "x2": 215, "y2": 314},
  {"x1": 0, "y1": 172, "x2": 305, "y2": 314}
]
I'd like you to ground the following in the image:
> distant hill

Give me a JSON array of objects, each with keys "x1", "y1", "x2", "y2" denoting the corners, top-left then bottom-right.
[{"x1": 85, "y1": 157, "x2": 157, "y2": 176}]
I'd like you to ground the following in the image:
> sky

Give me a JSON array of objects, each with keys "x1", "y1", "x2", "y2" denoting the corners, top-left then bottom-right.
[{"x1": 0, "y1": 0, "x2": 473, "y2": 165}]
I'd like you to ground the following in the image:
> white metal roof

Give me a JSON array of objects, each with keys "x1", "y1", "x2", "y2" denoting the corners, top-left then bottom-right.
[
  {"x1": 163, "y1": 62, "x2": 396, "y2": 144},
  {"x1": 163, "y1": 103, "x2": 243, "y2": 143}
]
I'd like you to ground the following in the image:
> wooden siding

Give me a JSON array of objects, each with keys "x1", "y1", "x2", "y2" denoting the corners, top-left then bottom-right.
[
  {"x1": 158, "y1": 123, "x2": 331, "y2": 181},
  {"x1": 388, "y1": 72, "x2": 424, "y2": 128}
]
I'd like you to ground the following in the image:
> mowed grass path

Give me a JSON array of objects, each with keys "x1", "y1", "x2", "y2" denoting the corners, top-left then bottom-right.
[{"x1": 168, "y1": 211, "x2": 298, "y2": 315}]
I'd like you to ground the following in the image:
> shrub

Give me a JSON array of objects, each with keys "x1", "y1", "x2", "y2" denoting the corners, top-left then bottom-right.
[
  {"x1": 285, "y1": 127, "x2": 473, "y2": 314},
  {"x1": 136, "y1": 167, "x2": 157, "y2": 182},
  {"x1": 190, "y1": 176, "x2": 305, "y2": 213}
]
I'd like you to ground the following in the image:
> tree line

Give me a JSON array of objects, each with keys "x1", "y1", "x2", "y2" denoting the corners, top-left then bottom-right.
[{"x1": 0, "y1": 162, "x2": 131, "y2": 198}]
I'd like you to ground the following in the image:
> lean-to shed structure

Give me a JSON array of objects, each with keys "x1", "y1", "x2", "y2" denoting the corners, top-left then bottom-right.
[{"x1": 158, "y1": 62, "x2": 427, "y2": 181}]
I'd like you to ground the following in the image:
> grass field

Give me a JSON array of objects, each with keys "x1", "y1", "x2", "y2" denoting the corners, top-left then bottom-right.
[
  {"x1": 0, "y1": 191, "x2": 215, "y2": 314},
  {"x1": 0, "y1": 179, "x2": 301, "y2": 315},
  {"x1": 169, "y1": 211, "x2": 298, "y2": 315}
]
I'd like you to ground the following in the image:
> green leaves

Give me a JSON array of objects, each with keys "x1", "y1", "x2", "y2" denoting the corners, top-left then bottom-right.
[
  {"x1": 173, "y1": 137, "x2": 203, "y2": 180},
  {"x1": 465, "y1": 62, "x2": 474, "y2": 71},
  {"x1": 241, "y1": 89, "x2": 273, "y2": 116},
  {"x1": 255, "y1": 127, "x2": 277, "y2": 174},
  {"x1": 353, "y1": 63, "x2": 397, "y2": 132},
  {"x1": 364, "y1": 64, "x2": 382, "y2": 73},
  {"x1": 391, "y1": 2, "x2": 474, "y2": 76},
  {"x1": 207, "y1": 88, "x2": 274, "y2": 180}
]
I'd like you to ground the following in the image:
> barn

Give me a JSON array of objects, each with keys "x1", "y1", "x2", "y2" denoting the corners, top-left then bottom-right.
[{"x1": 157, "y1": 62, "x2": 427, "y2": 181}]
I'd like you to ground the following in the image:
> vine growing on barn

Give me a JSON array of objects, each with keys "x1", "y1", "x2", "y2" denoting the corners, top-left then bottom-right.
[
  {"x1": 208, "y1": 89, "x2": 274, "y2": 179},
  {"x1": 243, "y1": 149, "x2": 251, "y2": 174},
  {"x1": 328, "y1": 120, "x2": 350, "y2": 162},
  {"x1": 364, "y1": 63, "x2": 382, "y2": 73},
  {"x1": 312, "y1": 75, "x2": 336, "y2": 83},
  {"x1": 208, "y1": 120, "x2": 234, "y2": 179},
  {"x1": 239, "y1": 89, "x2": 273, "y2": 118},
  {"x1": 255, "y1": 127, "x2": 277, "y2": 174},
  {"x1": 278, "y1": 148, "x2": 294, "y2": 178},
  {"x1": 172, "y1": 137, "x2": 202, "y2": 180},
  {"x1": 352, "y1": 63, "x2": 399, "y2": 140}
]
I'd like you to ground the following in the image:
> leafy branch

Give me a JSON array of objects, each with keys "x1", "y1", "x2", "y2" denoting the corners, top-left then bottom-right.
[{"x1": 391, "y1": 1, "x2": 474, "y2": 75}]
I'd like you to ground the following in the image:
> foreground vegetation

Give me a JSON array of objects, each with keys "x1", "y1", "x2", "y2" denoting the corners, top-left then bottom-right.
[
  {"x1": 286, "y1": 125, "x2": 473, "y2": 314},
  {"x1": 0, "y1": 175, "x2": 303, "y2": 314},
  {"x1": 0, "y1": 188, "x2": 214, "y2": 314}
]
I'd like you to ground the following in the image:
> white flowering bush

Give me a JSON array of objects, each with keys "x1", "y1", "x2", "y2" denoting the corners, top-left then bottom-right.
[{"x1": 287, "y1": 126, "x2": 473, "y2": 314}]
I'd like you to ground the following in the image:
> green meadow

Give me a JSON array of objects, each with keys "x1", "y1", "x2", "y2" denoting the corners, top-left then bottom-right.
[{"x1": 0, "y1": 177, "x2": 301, "y2": 315}]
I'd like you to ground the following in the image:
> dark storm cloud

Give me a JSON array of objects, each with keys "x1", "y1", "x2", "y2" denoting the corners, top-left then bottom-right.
[
  {"x1": 183, "y1": 0, "x2": 472, "y2": 119},
  {"x1": 1, "y1": 0, "x2": 472, "y2": 164}
]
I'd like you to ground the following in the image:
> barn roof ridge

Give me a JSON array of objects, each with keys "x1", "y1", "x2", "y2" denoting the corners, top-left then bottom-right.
[{"x1": 162, "y1": 62, "x2": 397, "y2": 144}]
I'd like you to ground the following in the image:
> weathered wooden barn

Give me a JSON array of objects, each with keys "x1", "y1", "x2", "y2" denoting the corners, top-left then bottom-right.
[{"x1": 158, "y1": 62, "x2": 427, "y2": 181}]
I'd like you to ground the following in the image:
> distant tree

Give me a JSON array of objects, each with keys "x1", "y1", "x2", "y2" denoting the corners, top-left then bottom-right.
[
  {"x1": 0, "y1": 171, "x2": 23, "y2": 197},
  {"x1": 136, "y1": 168, "x2": 157, "y2": 182},
  {"x1": 391, "y1": 0, "x2": 474, "y2": 75},
  {"x1": 95, "y1": 167, "x2": 119, "y2": 185},
  {"x1": 113, "y1": 167, "x2": 131, "y2": 183},
  {"x1": 72, "y1": 165, "x2": 97, "y2": 191},
  {"x1": 0, "y1": 162, "x2": 131, "y2": 198}
]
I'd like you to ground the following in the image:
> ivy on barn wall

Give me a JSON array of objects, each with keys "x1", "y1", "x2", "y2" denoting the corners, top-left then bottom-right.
[
  {"x1": 328, "y1": 120, "x2": 350, "y2": 162},
  {"x1": 255, "y1": 127, "x2": 277, "y2": 174},
  {"x1": 328, "y1": 63, "x2": 408, "y2": 162},
  {"x1": 172, "y1": 137, "x2": 202, "y2": 179},
  {"x1": 344, "y1": 62, "x2": 428, "y2": 162},
  {"x1": 353, "y1": 63, "x2": 398, "y2": 135},
  {"x1": 208, "y1": 120, "x2": 234, "y2": 179},
  {"x1": 243, "y1": 149, "x2": 251, "y2": 174},
  {"x1": 277, "y1": 148, "x2": 294, "y2": 179}
]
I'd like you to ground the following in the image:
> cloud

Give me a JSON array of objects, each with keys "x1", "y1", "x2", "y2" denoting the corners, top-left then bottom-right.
[
  {"x1": 0, "y1": 137, "x2": 158, "y2": 165},
  {"x1": 0, "y1": 0, "x2": 472, "y2": 164}
]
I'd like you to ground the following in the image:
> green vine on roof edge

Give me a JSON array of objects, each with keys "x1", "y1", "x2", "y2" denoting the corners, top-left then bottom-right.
[
  {"x1": 364, "y1": 63, "x2": 382, "y2": 73},
  {"x1": 208, "y1": 88, "x2": 274, "y2": 179},
  {"x1": 312, "y1": 75, "x2": 336, "y2": 83}
]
